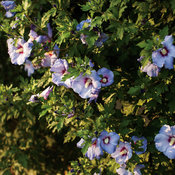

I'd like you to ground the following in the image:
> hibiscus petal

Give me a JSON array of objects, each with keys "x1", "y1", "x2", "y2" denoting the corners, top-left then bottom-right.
[
  {"x1": 115, "y1": 155, "x2": 127, "y2": 165},
  {"x1": 169, "y1": 45, "x2": 175, "y2": 57},
  {"x1": 5, "y1": 11, "x2": 14, "y2": 18},
  {"x1": 152, "y1": 50, "x2": 165, "y2": 68},
  {"x1": 17, "y1": 54, "x2": 26, "y2": 65},
  {"x1": 79, "y1": 86, "x2": 92, "y2": 99},
  {"x1": 109, "y1": 132, "x2": 120, "y2": 145},
  {"x1": 159, "y1": 125, "x2": 172, "y2": 135},
  {"x1": 154, "y1": 133, "x2": 169, "y2": 152},
  {"x1": 77, "y1": 138, "x2": 85, "y2": 148},
  {"x1": 164, "y1": 146, "x2": 175, "y2": 159},
  {"x1": 171, "y1": 126, "x2": 175, "y2": 135},
  {"x1": 52, "y1": 73, "x2": 62, "y2": 86},
  {"x1": 101, "y1": 142, "x2": 116, "y2": 154},
  {"x1": 85, "y1": 147, "x2": 94, "y2": 160},
  {"x1": 162, "y1": 35, "x2": 173, "y2": 47},
  {"x1": 72, "y1": 75, "x2": 85, "y2": 94},
  {"x1": 142, "y1": 63, "x2": 160, "y2": 77},
  {"x1": 164, "y1": 56, "x2": 174, "y2": 69}
]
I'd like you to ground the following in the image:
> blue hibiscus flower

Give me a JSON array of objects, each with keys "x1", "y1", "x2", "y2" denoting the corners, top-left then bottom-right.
[
  {"x1": 76, "y1": 19, "x2": 91, "y2": 31},
  {"x1": 99, "y1": 130, "x2": 120, "y2": 154},
  {"x1": 141, "y1": 62, "x2": 160, "y2": 77},
  {"x1": 97, "y1": 67, "x2": 114, "y2": 87},
  {"x1": 155, "y1": 124, "x2": 175, "y2": 159},
  {"x1": 72, "y1": 70, "x2": 101, "y2": 99},
  {"x1": 131, "y1": 136, "x2": 147, "y2": 155},
  {"x1": 50, "y1": 59, "x2": 73, "y2": 88},
  {"x1": 152, "y1": 35, "x2": 175, "y2": 69},
  {"x1": 7, "y1": 38, "x2": 33, "y2": 65}
]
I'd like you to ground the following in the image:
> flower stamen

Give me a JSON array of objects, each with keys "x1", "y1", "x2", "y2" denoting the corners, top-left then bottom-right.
[
  {"x1": 85, "y1": 78, "x2": 92, "y2": 88},
  {"x1": 103, "y1": 136, "x2": 110, "y2": 144},
  {"x1": 169, "y1": 137, "x2": 175, "y2": 146},
  {"x1": 120, "y1": 147, "x2": 128, "y2": 156},
  {"x1": 101, "y1": 77, "x2": 108, "y2": 84},
  {"x1": 160, "y1": 47, "x2": 168, "y2": 56},
  {"x1": 45, "y1": 51, "x2": 54, "y2": 57},
  {"x1": 16, "y1": 45, "x2": 23, "y2": 54}
]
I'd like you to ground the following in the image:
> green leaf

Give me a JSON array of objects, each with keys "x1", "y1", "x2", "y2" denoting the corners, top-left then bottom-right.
[
  {"x1": 102, "y1": 11, "x2": 114, "y2": 21},
  {"x1": 137, "y1": 41, "x2": 147, "y2": 48},
  {"x1": 81, "y1": 3, "x2": 91, "y2": 11},
  {"x1": 97, "y1": 103, "x2": 105, "y2": 112},
  {"x1": 119, "y1": 6, "x2": 127, "y2": 18},
  {"x1": 39, "y1": 109, "x2": 49, "y2": 119},
  {"x1": 159, "y1": 26, "x2": 169, "y2": 40},
  {"x1": 11, "y1": 5, "x2": 23, "y2": 12},
  {"x1": 90, "y1": 16, "x2": 103, "y2": 29},
  {"x1": 168, "y1": 99, "x2": 175, "y2": 113},
  {"x1": 117, "y1": 27, "x2": 124, "y2": 40},
  {"x1": 86, "y1": 34, "x2": 98, "y2": 47},
  {"x1": 170, "y1": 0, "x2": 175, "y2": 10},
  {"x1": 22, "y1": 0, "x2": 31, "y2": 11},
  {"x1": 2, "y1": 169, "x2": 11, "y2": 175},
  {"x1": 137, "y1": 39, "x2": 153, "y2": 50},
  {"x1": 41, "y1": 8, "x2": 57, "y2": 28},
  {"x1": 128, "y1": 86, "x2": 141, "y2": 96},
  {"x1": 61, "y1": 32, "x2": 70, "y2": 40},
  {"x1": 16, "y1": 153, "x2": 28, "y2": 168},
  {"x1": 81, "y1": 141, "x2": 91, "y2": 154},
  {"x1": 104, "y1": 93, "x2": 116, "y2": 104}
]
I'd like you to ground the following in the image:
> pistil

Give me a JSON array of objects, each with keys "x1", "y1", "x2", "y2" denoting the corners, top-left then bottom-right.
[
  {"x1": 16, "y1": 45, "x2": 23, "y2": 54},
  {"x1": 85, "y1": 78, "x2": 92, "y2": 88},
  {"x1": 101, "y1": 77, "x2": 108, "y2": 84},
  {"x1": 169, "y1": 137, "x2": 175, "y2": 146},
  {"x1": 120, "y1": 147, "x2": 128, "y2": 156},
  {"x1": 160, "y1": 47, "x2": 168, "y2": 56},
  {"x1": 103, "y1": 136, "x2": 110, "y2": 144}
]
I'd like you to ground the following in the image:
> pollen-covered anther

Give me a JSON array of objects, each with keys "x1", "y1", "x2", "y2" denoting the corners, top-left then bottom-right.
[
  {"x1": 169, "y1": 137, "x2": 175, "y2": 146},
  {"x1": 103, "y1": 137, "x2": 110, "y2": 144},
  {"x1": 45, "y1": 51, "x2": 54, "y2": 56},
  {"x1": 16, "y1": 45, "x2": 23, "y2": 54},
  {"x1": 85, "y1": 78, "x2": 92, "y2": 88},
  {"x1": 160, "y1": 47, "x2": 168, "y2": 56},
  {"x1": 101, "y1": 77, "x2": 108, "y2": 83},
  {"x1": 120, "y1": 147, "x2": 128, "y2": 156}
]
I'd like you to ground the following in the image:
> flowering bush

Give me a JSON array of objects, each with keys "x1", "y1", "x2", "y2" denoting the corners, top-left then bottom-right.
[{"x1": 1, "y1": 0, "x2": 175, "y2": 174}]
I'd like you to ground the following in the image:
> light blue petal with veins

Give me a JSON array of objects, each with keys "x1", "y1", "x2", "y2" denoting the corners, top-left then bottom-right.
[
  {"x1": 169, "y1": 45, "x2": 175, "y2": 57},
  {"x1": 97, "y1": 67, "x2": 114, "y2": 87},
  {"x1": 152, "y1": 50, "x2": 165, "y2": 68},
  {"x1": 159, "y1": 125, "x2": 172, "y2": 135},
  {"x1": 154, "y1": 133, "x2": 169, "y2": 152},
  {"x1": 99, "y1": 131, "x2": 119, "y2": 154},
  {"x1": 164, "y1": 146, "x2": 175, "y2": 159},
  {"x1": 164, "y1": 56, "x2": 174, "y2": 69},
  {"x1": 162, "y1": 35, "x2": 173, "y2": 47}
]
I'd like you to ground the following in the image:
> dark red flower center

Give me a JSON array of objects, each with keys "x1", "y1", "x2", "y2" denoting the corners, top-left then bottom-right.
[
  {"x1": 168, "y1": 136, "x2": 175, "y2": 146},
  {"x1": 49, "y1": 51, "x2": 53, "y2": 56},
  {"x1": 16, "y1": 45, "x2": 23, "y2": 54},
  {"x1": 120, "y1": 147, "x2": 128, "y2": 156},
  {"x1": 103, "y1": 136, "x2": 110, "y2": 144},
  {"x1": 62, "y1": 69, "x2": 66, "y2": 75},
  {"x1": 101, "y1": 76, "x2": 108, "y2": 84},
  {"x1": 84, "y1": 78, "x2": 92, "y2": 88},
  {"x1": 92, "y1": 140, "x2": 97, "y2": 147},
  {"x1": 160, "y1": 47, "x2": 169, "y2": 57}
]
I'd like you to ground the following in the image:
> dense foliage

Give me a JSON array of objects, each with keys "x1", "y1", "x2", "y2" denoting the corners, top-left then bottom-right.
[{"x1": 1, "y1": 0, "x2": 175, "y2": 174}]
